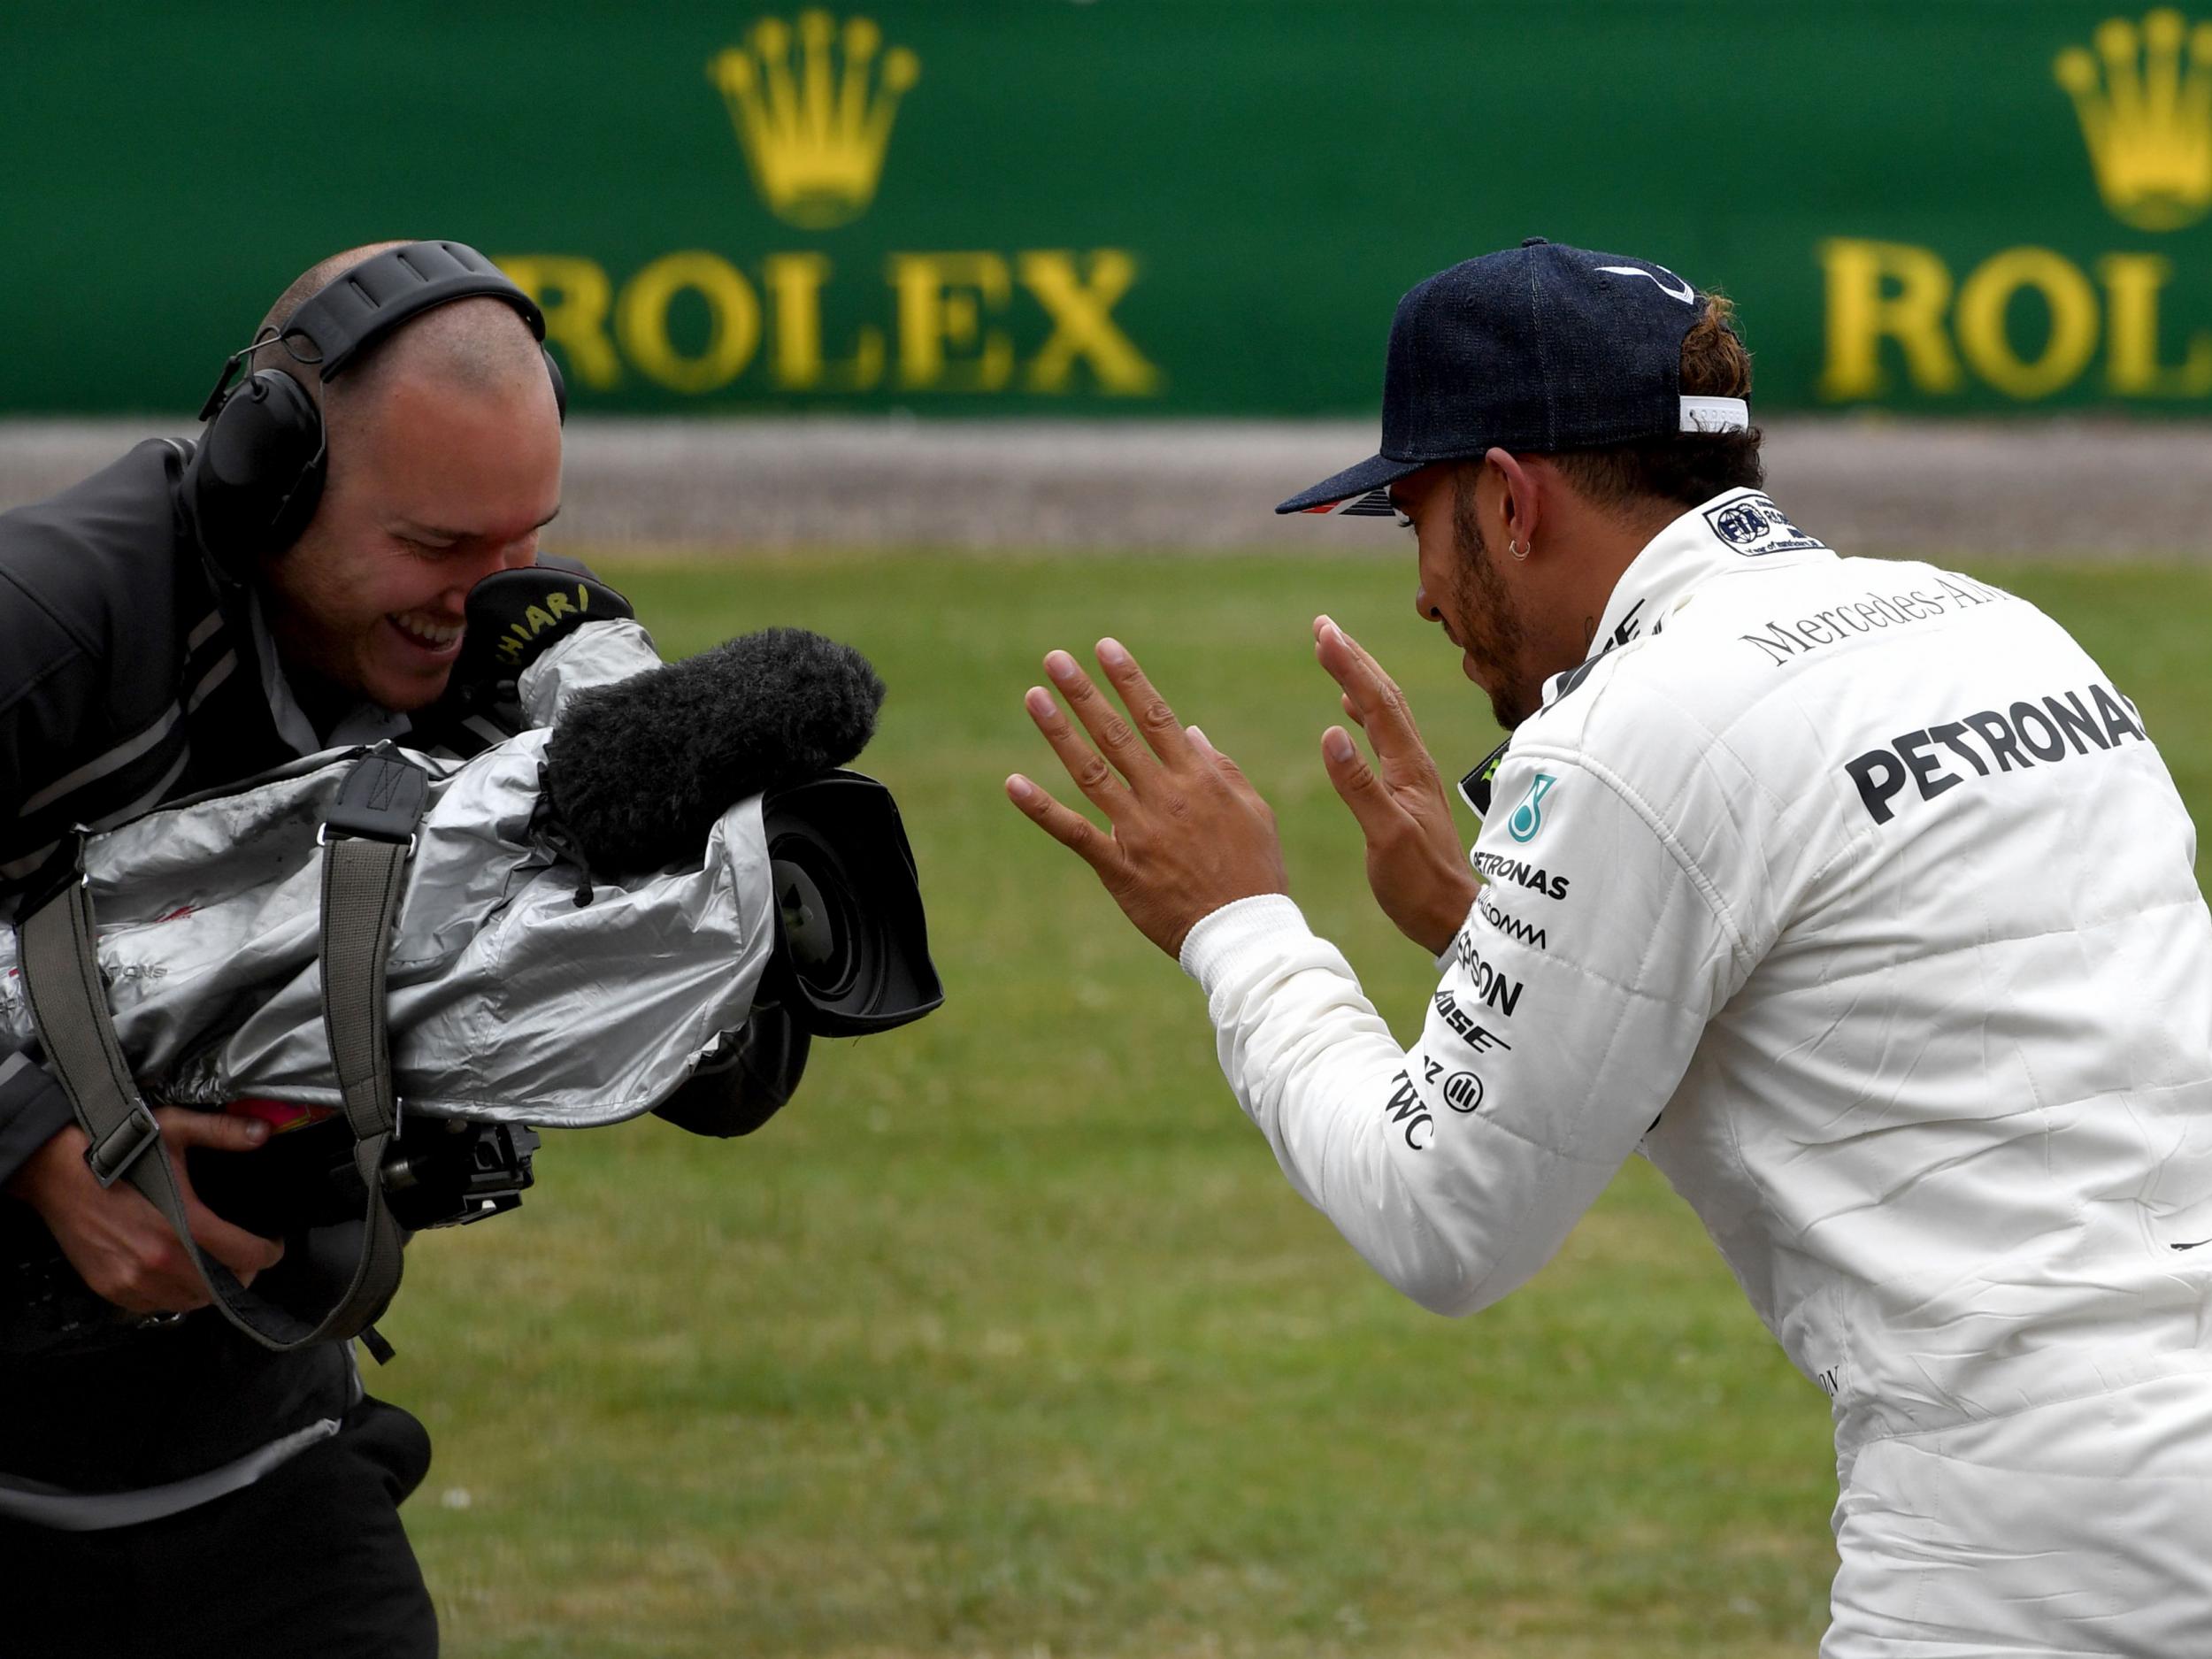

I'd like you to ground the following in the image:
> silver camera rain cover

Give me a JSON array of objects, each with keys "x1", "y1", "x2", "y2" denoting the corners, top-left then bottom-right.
[{"x1": 0, "y1": 622, "x2": 778, "y2": 1127}]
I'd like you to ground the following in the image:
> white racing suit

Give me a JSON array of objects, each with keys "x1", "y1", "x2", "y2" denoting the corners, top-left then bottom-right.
[{"x1": 1182, "y1": 488, "x2": 2212, "y2": 1655}]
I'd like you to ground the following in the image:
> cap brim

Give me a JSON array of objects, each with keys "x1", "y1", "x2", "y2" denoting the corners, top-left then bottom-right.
[{"x1": 1274, "y1": 452, "x2": 1431, "y2": 516}]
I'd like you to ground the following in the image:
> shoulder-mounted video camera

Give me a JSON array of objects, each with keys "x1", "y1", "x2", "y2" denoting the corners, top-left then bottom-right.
[{"x1": 2, "y1": 569, "x2": 941, "y2": 1358}]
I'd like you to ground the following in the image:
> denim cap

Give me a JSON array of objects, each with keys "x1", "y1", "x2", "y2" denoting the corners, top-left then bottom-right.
[{"x1": 1277, "y1": 238, "x2": 1747, "y2": 516}]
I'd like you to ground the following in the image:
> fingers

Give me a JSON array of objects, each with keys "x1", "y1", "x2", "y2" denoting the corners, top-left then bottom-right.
[
  {"x1": 1186, "y1": 726, "x2": 1269, "y2": 817},
  {"x1": 157, "y1": 1105, "x2": 272, "y2": 1156},
  {"x1": 1042, "y1": 641, "x2": 1196, "y2": 785},
  {"x1": 1089, "y1": 637, "x2": 1200, "y2": 772},
  {"x1": 1314, "y1": 616, "x2": 1426, "y2": 761},
  {"x1": 1025, "y1": 684, "x2": 1129, "y2": 815},
  {"x1": 1321, "y1": 724, "x2": 1402, "y2": 841},
  {"x1": 1005, "y1": 773, "x2": 1119, "y2": 877},
  {"x1": 157, "y1": 1106, "x2": 283, "y2": 1284},
  {"x1": 182, "y1": 1197, "x2": 285, "y2": 1282},
  {"x1": 81, "y1": 1196, "x2": 220, "y2": 1315},
  {"x1": 1042, "y1": 649, "x2": 1154, "y2": 789}
]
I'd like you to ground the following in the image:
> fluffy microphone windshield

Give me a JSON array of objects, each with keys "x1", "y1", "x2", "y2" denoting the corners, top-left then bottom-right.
[{"x1": 544, "y1": 627, "x2": 886, "y2": 876}]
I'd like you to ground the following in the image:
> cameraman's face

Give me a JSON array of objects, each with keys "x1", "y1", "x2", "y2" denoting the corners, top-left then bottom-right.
[{"x1": 263, "y1": 371, "x2": 563, "y2": 713}]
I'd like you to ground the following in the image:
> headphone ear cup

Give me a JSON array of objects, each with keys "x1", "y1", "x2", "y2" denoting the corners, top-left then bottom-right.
[
  {"x1": 541, "y1": 346, "x2": 567, "y2": 424},
  {"x1": 189, "y1": 370, "x2": 326, "y2": 581}
]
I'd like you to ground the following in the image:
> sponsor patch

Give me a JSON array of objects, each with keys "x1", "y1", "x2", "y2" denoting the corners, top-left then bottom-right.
[
  {"x1": 1739, "y1": 575, "x2": 2008, "y2": 666},
  {"x1": 1442, "y1": 1071, "x2": 1486, "y2": 1115},
  {"x1": 1506, "y1": 773, "x2": 1555, "y2": 843},
  {"x1": 1842, "y1": 681, "x2": 2147, "y2": 825},
  {"x1": 1452, "y1": 933, "x2": 1526, "y2": 1017},
  {"x1": 1432, "y1": 988, "x2": 1513, "y2": 1055},
  {"x1": 1701, "y1": 493, "x2": 1825, "y2": 557},
  {"x1": 1459, "y1": 737, "x2": 1511, "y2": 821},
  {"x1": 1477, "y1": 894, "x2": 1548, "y2": 951},
  {"x1": 1381, "y1": 1069, "x2": 1434, "y2": 1150},
  {"x1": 1471, "y1": 850, "x2": 1569, "y2": 902}
]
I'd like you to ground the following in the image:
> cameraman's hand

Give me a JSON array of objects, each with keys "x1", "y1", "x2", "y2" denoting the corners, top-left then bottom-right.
[
  {"x1": 3, "y1": 1110, "x2": 285, "y2": 1315},
  {"x1": 1313, "y1": 616, "x2": 1480, "y2": 956},
  {"x1": 1008, "y1": 639, "x2": 1288, "y2": 959}
]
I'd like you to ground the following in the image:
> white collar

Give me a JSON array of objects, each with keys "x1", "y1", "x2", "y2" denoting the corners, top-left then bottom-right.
[
  {"x1": 1540, "y1": 487, "x2": 1834, "y2": 710},
  {"x1": 246, "y1": 590, "x2": 413, "y2": 757}
]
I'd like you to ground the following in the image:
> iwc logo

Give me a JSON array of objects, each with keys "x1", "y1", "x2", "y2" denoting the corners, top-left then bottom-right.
[
  {"x1": 2055, "y1": 9, "x2": 2212, "y2": 231},
  {"x1": 710, "y1": 12, "x2": 920, "y2": 229}
]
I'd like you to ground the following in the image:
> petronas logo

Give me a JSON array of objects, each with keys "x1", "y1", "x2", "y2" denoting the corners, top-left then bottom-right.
[
  {"x1": 2055, "y1": 9, "x2": 2212, "y2": 230},
  {"x1": 709, "y1": 11, "x2": 920, "y2": 229},
  {"x1": 1507, "y1": 774, "x2": 1555, "y2": 844}
]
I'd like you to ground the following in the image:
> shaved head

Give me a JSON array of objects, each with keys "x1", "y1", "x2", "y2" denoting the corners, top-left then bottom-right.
[
  {"x1": 246, "y1": 242, "x2": 565, "y2": 718},
  {"x1": 250, "y1": 242, "x2": 552, "y2": 480}
]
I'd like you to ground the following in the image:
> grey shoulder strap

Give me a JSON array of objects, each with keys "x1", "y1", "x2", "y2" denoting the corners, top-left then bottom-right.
[{"x1": 12, "y1": 747, "x2": 428, "y2": 1355}]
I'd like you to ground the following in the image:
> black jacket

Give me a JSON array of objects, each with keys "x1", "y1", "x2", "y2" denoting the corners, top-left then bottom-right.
[{"x1": 0, "y1": 439, "x2": 518, "y2": 1492}]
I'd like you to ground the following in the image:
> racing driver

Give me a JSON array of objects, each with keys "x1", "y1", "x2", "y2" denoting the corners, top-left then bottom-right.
[{"x1": 1004, "y1": 239, "x2": 2212, "y2": 1654}]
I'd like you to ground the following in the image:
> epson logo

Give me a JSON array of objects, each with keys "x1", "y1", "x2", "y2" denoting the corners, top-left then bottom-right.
[{"x1": 1452, "y1": 933, "x2": 1525, "y2": 1018}]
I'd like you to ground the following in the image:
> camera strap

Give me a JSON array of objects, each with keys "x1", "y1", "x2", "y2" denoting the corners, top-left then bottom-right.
[{"x1": 12, "y1": 745, "x2": 429, "y2": 1356}]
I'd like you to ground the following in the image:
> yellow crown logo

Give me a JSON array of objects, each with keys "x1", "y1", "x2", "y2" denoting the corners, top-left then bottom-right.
[
  {"x1": 2055, "y1": 9, "x2": 2212, "y2": 230},
  {"x1": 709, "y1": 11, "x2": 919, "y2": 230}
]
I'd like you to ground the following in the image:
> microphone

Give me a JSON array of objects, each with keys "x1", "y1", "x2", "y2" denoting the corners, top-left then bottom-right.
[{"x1": 543, "y1": 627, "x2": 886, "y2": 877}]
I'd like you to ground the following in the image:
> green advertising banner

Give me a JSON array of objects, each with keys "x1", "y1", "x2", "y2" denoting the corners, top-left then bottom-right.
[{"x1": 8, "y1": 2, "x2": 2212, "y2": 418}]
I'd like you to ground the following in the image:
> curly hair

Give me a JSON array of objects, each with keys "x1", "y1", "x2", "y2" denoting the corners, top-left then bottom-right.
[{"x1": 1545, "y1": 294, "x2": 1763, "y2": 512}]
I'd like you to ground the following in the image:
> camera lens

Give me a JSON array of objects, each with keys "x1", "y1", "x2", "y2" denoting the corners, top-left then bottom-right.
[
  {"x1": 771, "y1": 836, "x2": 880, "y2": 1009},
  {"x1": 759, "y1": 773, "x2": 943, "y2": 1037}
]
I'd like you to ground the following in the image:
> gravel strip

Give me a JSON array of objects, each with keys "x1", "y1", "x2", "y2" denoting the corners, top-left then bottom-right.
[{"x1": 2, "y1": 417, "x2": 2205, "y2": 559}]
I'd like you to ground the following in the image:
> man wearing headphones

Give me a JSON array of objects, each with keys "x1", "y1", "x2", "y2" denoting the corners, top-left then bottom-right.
[{"x1": 0, "y1": 241, "x2": 566, "y2": 1656}]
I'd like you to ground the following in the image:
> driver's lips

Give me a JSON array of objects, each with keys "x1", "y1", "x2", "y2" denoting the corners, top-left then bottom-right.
[{"x1": 1425, "y1": 612, "x2": 1480, "y2": 680}]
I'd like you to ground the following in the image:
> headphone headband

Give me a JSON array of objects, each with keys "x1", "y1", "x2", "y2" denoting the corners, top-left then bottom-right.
[
  {"x1": 188, "y1": 240, "x2": 564, "y2": 585},
  {"x1": 278, "y1": 241, "x2": 547, "y2": 383}
]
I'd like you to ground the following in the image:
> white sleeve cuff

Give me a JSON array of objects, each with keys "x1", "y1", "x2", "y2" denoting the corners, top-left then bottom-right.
[{"x1": 1178, "y1": 893, "x2": 1314, "y2": 995}]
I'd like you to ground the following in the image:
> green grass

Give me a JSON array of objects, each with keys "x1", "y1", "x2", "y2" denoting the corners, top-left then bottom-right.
[{"x1": 390, "y1": 556, "x2": 2212, "y2": 1658}]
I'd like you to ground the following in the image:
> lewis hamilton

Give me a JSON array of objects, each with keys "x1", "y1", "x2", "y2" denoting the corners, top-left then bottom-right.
[{"x1": 1005, "y1": 240, "x2": 2212, "y2": 1655}]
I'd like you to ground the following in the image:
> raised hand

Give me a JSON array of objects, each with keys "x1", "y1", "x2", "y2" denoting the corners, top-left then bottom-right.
[
  {"x1": 1313, "y1": 616, "x2": 1480, "y2": 955},
  {"x1": 1007, "y1": 638, "x2": 1287, "y2": 957}
]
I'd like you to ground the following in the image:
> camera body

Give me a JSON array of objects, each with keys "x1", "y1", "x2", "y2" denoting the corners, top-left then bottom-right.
[
  {"x1": 189, "y1": 1110, "x2": 540, "y2": 1237},
  {"x1": 0, "y1": 1112, "x2": 539, "y2": 1359}
]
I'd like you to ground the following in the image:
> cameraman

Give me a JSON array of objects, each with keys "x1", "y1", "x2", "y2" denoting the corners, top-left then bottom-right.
[{"x1": 0, "y1": 242, "x2": 563, "y2": 1656}]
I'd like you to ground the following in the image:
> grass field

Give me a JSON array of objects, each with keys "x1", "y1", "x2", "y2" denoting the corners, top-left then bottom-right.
[{"x1": 389, "y1": 555, "x2": 2212, "y2": 1658}]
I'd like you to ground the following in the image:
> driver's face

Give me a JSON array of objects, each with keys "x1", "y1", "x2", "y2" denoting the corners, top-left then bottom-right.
[{"x1": 1399, "y1": 463, "x2": 1538, "y2": 730}]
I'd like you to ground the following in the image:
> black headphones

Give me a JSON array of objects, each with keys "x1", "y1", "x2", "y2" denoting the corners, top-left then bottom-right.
[{"x1": 187, "y1": 241, "x2": 567, "y2": 583}]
